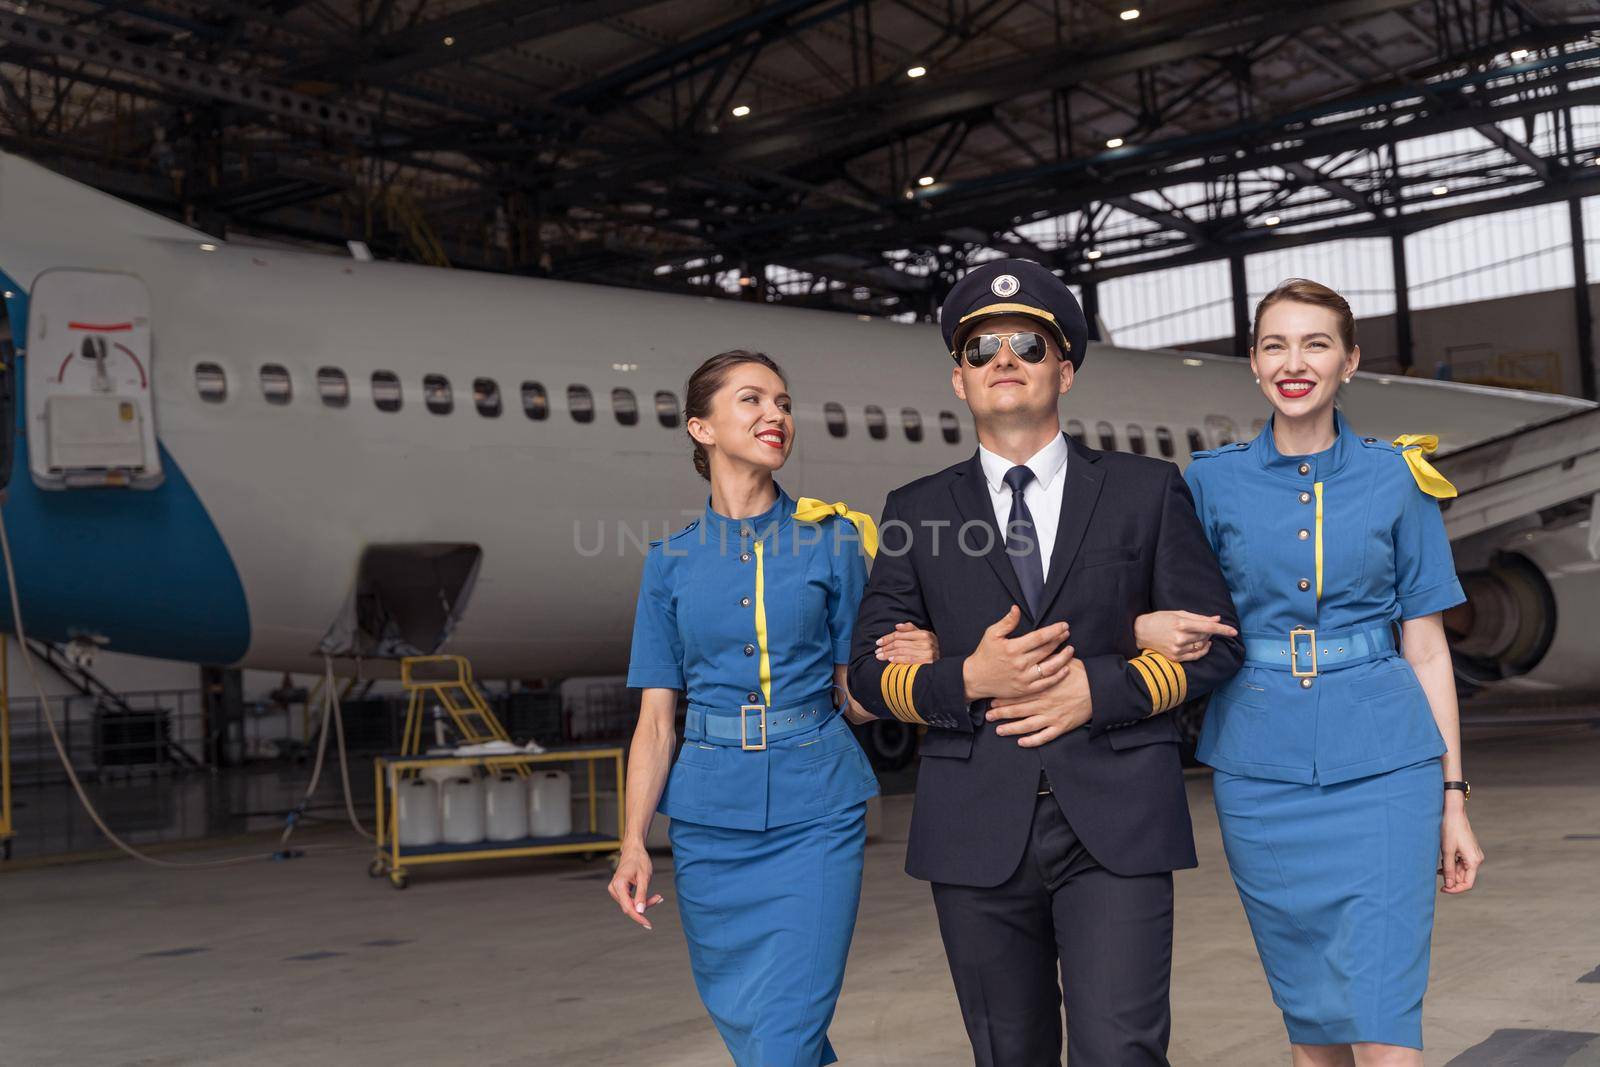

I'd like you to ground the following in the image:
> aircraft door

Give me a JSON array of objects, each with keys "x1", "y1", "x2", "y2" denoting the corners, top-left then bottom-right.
[{"x1": 23, "y1": 269, "x2": 162, "y2": 490}]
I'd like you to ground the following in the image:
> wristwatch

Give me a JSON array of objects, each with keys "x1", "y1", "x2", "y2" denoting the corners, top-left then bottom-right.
[{"x1": 1444, "y1": 780, "x2": 1471, "y2": 801}]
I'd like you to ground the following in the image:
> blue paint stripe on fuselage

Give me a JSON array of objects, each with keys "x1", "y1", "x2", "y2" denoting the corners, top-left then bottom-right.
[{"x1": 0, "y1": 268, "x2": 251, "y2": 664}]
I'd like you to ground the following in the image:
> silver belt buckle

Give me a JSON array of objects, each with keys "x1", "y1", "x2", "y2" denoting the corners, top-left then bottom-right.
[{"x1": 739, "y1": 705, "x2": 768, "y2": 751}]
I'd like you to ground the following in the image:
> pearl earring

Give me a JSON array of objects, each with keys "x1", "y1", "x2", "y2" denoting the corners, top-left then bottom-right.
[
  {"x1": 1343, "y1": 376, "x2": 1352, "y2": 384},
  {"x1": 1254, "y1": 376, "x2": 1260, "y2": 384}
]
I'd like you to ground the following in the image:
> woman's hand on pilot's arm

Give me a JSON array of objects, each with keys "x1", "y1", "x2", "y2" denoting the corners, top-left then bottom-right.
[
  {"x1": 1132, "y1": 610, "x2": 1239, "y2": 662},
  {"x1": 606, "y1": 688, "x2": 675, "y2": 929},
  {"x1": 1403, "y1": 612, "x2": 1485, "y2": 894},
  {"x1": 875, "y1": 621, "x2": 940, "y2": 664}
]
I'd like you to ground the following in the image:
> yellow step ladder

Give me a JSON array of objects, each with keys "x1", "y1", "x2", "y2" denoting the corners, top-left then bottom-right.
[{"x1": 398, "y1": 655, "x2": 523, "y2": 774}]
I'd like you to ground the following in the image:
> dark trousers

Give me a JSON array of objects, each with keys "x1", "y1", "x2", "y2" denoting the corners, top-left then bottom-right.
[{"x1": 930, "y1": 793, "x2": 1175, "y2": 1067}]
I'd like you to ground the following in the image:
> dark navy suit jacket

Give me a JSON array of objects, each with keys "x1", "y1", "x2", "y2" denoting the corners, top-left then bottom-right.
[{"x1": 848, "y1": 433, "x2": 1242, "y2": 885}]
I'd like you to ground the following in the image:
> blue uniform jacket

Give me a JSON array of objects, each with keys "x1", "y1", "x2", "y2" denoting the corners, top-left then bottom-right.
[
  {"x1": 1184, "y1": 412, "x2": 1466, "y2": 785},
  {"x1": 626, "y1": 485, "x2": 880, "y2": 830}
]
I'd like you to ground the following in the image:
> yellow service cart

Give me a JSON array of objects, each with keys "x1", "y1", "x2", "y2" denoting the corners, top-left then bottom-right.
[{"x1": 370, "y1": 746, "x2": 625, "y2": 889}]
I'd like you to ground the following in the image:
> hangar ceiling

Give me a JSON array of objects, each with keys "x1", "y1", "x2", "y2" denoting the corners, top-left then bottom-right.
[{"x1": 1, "y1": 0, "x2": 1598, "y2": 319}]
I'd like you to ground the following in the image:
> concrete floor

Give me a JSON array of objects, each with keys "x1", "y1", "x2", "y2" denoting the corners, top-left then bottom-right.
[{"x1": 3, "y1": 722, "x2": 1598, "y2": 1066}]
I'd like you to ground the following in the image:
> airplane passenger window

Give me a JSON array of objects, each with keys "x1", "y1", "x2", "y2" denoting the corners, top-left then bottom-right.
[
  {"x1": 424, "y1": 374, "x2": 453, "y2": 415},
  {"x1": 1096, "y1": 421, "x2": 1116, "y2": 451},
  {"x1": 865, "y1": 405, "x2": 887, "y2": 440},
  {"x1": 613, "y1": 388, "x2": 639, "y2": 426},
  {"x1": 1126, "y1": 425, "x2": 1147, "y2": 455},
  {"x1": 569, "y1": 384, "x2": 595, "y2": 423},
  {"x1": 1187, "y1": 428, "x2": 1205, "y2": 454},
  {"x1": 940, "y1": 411, "x2": 960, "y2": 444},
  {"x1": 1066, "y1": 419, "x2": 1085, "y2": 443},
  {"x1": 902, "y1": 408, "x2": 923, "y2": 443},
  {"x1": 372, "y1": 370, "x2": 402, "y2": 412},
  {"x1": 521, "y1": 381, "x2": 549, "y2": 420},
  {"x1": 824, "y1": 402, "x2": 847, "y2": 438},
  {"x1": 655, "y1": 391, "x2": 680, "y2": 427},
  {"x1": 474, "y1": 377, "x2": 502, "y2": 417},
  {"x1": 317, "y1": 367, "x2": 349, "y2": 408},
  {"x1": 1155, "y1": 426, "x2": 1174, "y2": 458},
  {"x1": 195, "y1": 362, "x2": 227, "y2": 403},
  {"x1": 260, "y1": 364, "x2": 292, "y2": 405}
]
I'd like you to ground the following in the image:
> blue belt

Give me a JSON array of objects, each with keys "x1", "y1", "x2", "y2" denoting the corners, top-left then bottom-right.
[
  {"x1": 1242, "y1": 623, "x2": 1395, "y2": 676},
  {"x1": 685, "y1": 691, "x2": 837, "y2": 750}
]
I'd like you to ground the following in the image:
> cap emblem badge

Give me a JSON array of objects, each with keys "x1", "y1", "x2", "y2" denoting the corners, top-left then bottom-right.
[{"x1": 990, "y1": 274, "x2": 1020, "y2": 298}]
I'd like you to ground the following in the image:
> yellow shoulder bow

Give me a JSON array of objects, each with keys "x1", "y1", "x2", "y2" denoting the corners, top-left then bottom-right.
[
  {"x1": 793, "y1": 497, "x2": 880, "y2": 558},
  {"x1": 1392, "y1": 434, "x2": 1457, "y2": 499}
]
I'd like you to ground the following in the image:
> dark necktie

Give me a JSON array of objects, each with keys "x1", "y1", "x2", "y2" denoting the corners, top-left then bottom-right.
[{"x1": 1003, "y1": 465, "x2": 1045, "y2": 616}]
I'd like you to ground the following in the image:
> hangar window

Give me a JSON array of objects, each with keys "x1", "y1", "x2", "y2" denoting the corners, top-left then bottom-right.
[
  {"x1": 474, "y1": 377, "x2": 501, "y2": 417},
  {"x1": 521, "y1": 381, "x2": 549, "y2": 420},
  {"x1": 372, "y1": 370, "x2": 402, "y2": 412},
  {"x1": 195, "y1": 362, "x2": 227, "y2": 402},
  {"x1": 423, "y1": 374, "x2": 453, "y2": 415},
  {"x1": 824, "y1": 402, "x2": 847, "y2": 438},
  {"x1": 902, "y1": 408, "x2": 923, "y2": 443},
  {"x1": 940, "y1": 411, "x2": 960, "y2": 444},
  {"x1": 1155, "y1": 426, "x2": 1175, "y2": 458},
  {"x1": 260, "y1": 364, "x2": 292, "y2": 405},
  {"x1": 1126, "y1": 425, "x2": 1147, "y2": 455},
  {"x1": 864, "y1": 405, "x2": 887, "y2": 440},
  {"x1": 613, "y1": 388, "x2": 639, "y2": 426},
  {"x1": 1097, "y1": 421, "x2": 1117, "y2": 450},
  {"x1": 1187, "y1": 428, "x2": 1205, "y2": 454},
  {"x1": 317, "y1": 367, "x2": 349, "y2": 407},
  {"x1": 655, "y1": 391, "x2": 679, "y2": 427},
  {"x1": 569, "y1": 384, "x2": 594, "y2": 423},
  {"x1": 1066, "y1": 419, "x2": 1085, "y2": 443}
]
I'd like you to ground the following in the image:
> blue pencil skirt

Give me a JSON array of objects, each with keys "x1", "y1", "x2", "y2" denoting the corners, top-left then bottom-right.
[
  {"x1": 669, "y1": 803, "x2": 867, "y2": 1067},
  {"x1": 1212, "y1": 759, "x2": 1442, "y2": 1049}
]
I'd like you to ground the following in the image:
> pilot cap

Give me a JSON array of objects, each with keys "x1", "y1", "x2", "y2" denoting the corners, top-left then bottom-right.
[{"x1": 939, "y1": 258, "x2": 1089, "y2": 369}]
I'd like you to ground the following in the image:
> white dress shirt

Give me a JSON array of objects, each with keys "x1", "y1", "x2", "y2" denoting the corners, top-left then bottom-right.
[{"x1": 977, "y1": 431, "x2": 1070, "y2": 579}]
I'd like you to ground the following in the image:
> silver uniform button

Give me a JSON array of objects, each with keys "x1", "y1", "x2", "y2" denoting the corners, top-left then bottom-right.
[
  {"x1": 1300, "y1": 677, "x2": 1313, "y2": 689},
  {"x1": 1299, "y1": 491, "x2": 1312, "y2": 504},
  {"x1": 740, "y1": 552, "x2": 751, "y2": 563},
  {"x1": 740, "y1": 597, "x2": 751, "y2": 607},
  {"x1": 1298, "y1": 529, "x2": 1310, "y2": 540},
  {"x1": 1297, "y1": 578, "x2": 1311, "y2": 591},
  {"x1": 1298, "y1": 463, "x2": 1310, "y2": 475},
  {"x1": 747, "y1": 692, "x2": 760, "y2": 702},
  {"x1": 743, "y1": 644, "x2": 755, "y2": 656}
]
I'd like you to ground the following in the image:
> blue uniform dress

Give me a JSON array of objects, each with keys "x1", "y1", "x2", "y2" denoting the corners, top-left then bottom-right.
[
  {"x1": 1184, "y1": 412, "x2": 1465, "y2": 1050},
  {"x1": 627, "y1": 484, "x2": 880, "y2": 1067}
]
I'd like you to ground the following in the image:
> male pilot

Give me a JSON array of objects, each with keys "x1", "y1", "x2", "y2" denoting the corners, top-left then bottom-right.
[{"x1": 847, "y1": 259, "x2": 1243, "y2": 1065}]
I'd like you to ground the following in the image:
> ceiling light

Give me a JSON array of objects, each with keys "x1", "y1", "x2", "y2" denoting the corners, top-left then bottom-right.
[
  {"x1": 1105, "y1": 136, "x2": 1124, "y2": 149},
  {"x1": 1121, "y1": 8, "x2": 1140, "y2": 20},
  {"x1": 906, "y1": 65, "x2": 927, "y2": 78},
  {"x1": 738, "y1": 275, "x2": 755, "y2": 287},
  {"x1": 1432, "y1": 184, "x2": 1449, "y2": 196},
  {"x1": 1264, "y1": 215, "x2": 1281, "y2": 226},
  {"x1": 199, "y1": 243, "x2": 217, "y2": 252},
  {"x1": 1510, "y1": 48, "x2": 1529, "y2": 60},
  {"x1": 442, "y1": 35, "x2": 454, "y2": 46},
  {"x1": 904, "y1": 188, "x2": 916, "y2": 199},
  {"x1": 1086, "y1": 248, "x2": 1104, "y2": 260},
  {"x1": 731, "y1": 104, "x2": 750, "y2": 117},
  {"x1": 918, "y1": 175, "x2": 935, "y2": 186}
]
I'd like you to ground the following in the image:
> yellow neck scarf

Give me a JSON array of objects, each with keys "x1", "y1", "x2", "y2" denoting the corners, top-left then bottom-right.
[
  {"x1": 793, "y1": 497, "x2": 880, "y2": 558},
  {"x1": 1393, "y1": 434, "x2": 1458, "y2": 499}
]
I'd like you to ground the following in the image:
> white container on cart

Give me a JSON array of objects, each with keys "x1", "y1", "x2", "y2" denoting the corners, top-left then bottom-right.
[
  {"x1": 441, "y1": 776, "x2": 487, "y2": 844},
  {"x1": 485, "y1": 774, "x2": 530, "y2": 841},
  {"x1": 529, "y1": 769, "x2": 573, "y2": 837},
  {"x1": 396, "y1": 778, "x2": 442, "y2": 847}
]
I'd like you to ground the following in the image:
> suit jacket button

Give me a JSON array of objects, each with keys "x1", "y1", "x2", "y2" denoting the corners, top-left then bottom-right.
[
  {"x1": 1298, "y1": 529, "x2": 1309, "y2": 540},
  {"x1": 1300, "y1": 677, "x2": 1314, "y2": 689},
  {"x1": 1299, "y1": 491, "x2": 1312, "y2": 504},
  {"x1": 747, "y1": 692, "x2": 760, "y2": 703},
  {"x1": 740, "y1": 597, "x2": 751, "y2": 607},
  {"x1": 1297, "y1": 578, "x2": 1311, "y2": 591},
  {"x1": 1297, "y1": 463, "x2": 1311, "y2": 475},
  {"x1": 743, "y1": 644, "x2": 755, "y2": 656},
  {"x1": 740, "y1": 552, "x2": 751, "y2": 563}
]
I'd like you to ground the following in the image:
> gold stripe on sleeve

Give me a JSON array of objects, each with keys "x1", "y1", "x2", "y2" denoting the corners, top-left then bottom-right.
[
  {"x1": 898, "y1": 663, "x2": 926, "y2": 724},
  {"x1": 1129, "y1": 655, "x2": 1164, "y2": 713}
]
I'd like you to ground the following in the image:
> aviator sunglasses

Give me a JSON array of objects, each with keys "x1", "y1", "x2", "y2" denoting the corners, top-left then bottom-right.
[{"x1": 952, "y1": 330, "x2": 1055, "y2": 367}]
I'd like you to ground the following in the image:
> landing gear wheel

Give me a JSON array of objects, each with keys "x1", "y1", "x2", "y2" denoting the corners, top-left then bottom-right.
[{"x1": 389, "y1": 869, "x2": 409, "y2": 890}]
